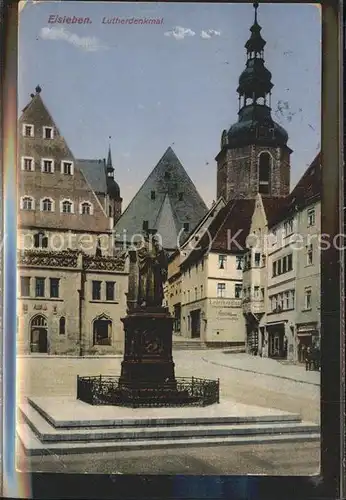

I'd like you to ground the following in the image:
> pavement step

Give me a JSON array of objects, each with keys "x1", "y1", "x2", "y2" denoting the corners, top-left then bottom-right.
[
  {"x1": 19, "y1": 404, "x2": 319, "y2": 444},
  {"x1": 26, "y1": 398, "x2": 303, "y2": 429},
  {"x1": 17, "y1": 423, "x2": 321, "y2": 456}
]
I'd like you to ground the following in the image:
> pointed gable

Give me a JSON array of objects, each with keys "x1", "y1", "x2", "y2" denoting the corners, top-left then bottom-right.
[
  {"x1": 18, "y1": 90, "x2": 110, "y2": 233},
  {"x1": 114, "y1": 147, "x2": 208, "y2": 249}
]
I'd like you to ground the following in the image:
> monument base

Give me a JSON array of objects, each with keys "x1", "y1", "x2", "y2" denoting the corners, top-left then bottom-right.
[{"x1": 77, "y1": 307, "x2": 220, "y2": 408}]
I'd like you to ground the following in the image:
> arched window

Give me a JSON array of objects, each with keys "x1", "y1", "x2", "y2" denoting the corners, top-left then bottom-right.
[
  {"x1": 59, "y1": 317, "x2": 66, "y2": 335},
  {"x1": 34, "y1": 232, "x2": 48, "y2": 248},
  {"x1": 61, "y1": 200, "x2": 73, "y2": 213},
  {"x1": 21, "y1": 196, "x2": 34, "y2": 210},
  {"x1": 258, "y1": 152, "x2": 271, "y2": 195},
  {"x1": 41, "y1": 198, "x2": 53, "y2": 212}
]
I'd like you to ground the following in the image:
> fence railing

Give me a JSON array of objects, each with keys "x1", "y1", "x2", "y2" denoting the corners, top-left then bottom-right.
[{"x1": 77, "y1": 375, "x2": 220, "y2": 408}]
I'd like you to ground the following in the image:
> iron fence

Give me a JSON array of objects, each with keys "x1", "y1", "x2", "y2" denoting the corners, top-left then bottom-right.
[{"x1": 77, "y1": 375, "x2": 220, "y2": 408}]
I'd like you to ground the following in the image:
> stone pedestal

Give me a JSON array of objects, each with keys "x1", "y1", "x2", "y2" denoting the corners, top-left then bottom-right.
[{"x1": 119, "y1": 307, "x2": 177, "y2": 396}]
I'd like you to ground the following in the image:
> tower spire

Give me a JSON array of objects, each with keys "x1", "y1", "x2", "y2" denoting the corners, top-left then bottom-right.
[{"x1": 106, "y1": 136, "x2": 113, "y2": 169}]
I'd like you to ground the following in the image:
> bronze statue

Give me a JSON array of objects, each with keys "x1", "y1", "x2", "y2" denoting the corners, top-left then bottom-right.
[{"x1": 127, "y1": 232, "x2": 168, "y2": 309}]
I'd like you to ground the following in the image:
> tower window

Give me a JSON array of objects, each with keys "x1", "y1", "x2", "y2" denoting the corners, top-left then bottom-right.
[
  {"x1": 151, "y1": 191, "x2": 156, "y2": 200},
  {"x1": 143, "y1": 220, "x2": 149, "y2": 231},
  {"x1": 258, "y1": 152, "x2": 271, "y2": 195},
  {"x1": 183, "y1": 223, "x2": 190, "y2": 233},
  {"x1": 178, "y1": 192, "x2": 183, "y2": 201}
]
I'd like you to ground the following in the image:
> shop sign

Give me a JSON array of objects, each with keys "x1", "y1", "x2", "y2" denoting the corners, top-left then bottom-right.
[{"x1": 209, "y1": 298, "x2": 242, "y2": 308}]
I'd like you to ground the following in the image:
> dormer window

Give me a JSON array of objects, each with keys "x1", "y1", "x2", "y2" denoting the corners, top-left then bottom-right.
[
  {"x1": 61, "y1": 161, "x2": 73, "y2": 175},
  {"x1": 41, "y1": 159, "x2": 54, "y2": 173},
  {"x1": 43, "y1": 126, "x2": 54, "y2": 139},
  {"x1": 23, "y1": 124, "x2": 34, "y2": 137}
]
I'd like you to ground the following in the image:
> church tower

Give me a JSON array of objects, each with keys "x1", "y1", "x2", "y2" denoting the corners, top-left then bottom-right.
[
  {"x1": 105, "y1": 143, "x2": 122, "y2": 223},
  {"x1": 216, "y1": 2, "x2": 292, "y2": 201}
]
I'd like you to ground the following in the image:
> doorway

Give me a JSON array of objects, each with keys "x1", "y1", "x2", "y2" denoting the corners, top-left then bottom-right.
[
  {"x1": 30, "y1": 315, "x2": 48, "y2": 353},
  {"x1": 268, "y1": 325, "x2": 285, "y2": 359},
  {"x1": 190, "y1": 309, "x2": 201, "y2": 339}
]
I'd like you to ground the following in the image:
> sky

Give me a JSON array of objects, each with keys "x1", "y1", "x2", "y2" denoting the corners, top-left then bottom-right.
[{"x1": 18, "y1": 2, "x2": 321, "y2": 209}]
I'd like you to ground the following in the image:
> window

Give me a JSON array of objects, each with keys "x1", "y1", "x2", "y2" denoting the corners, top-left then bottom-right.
[
  {"x1": 142, "y1": 220, "x2": 149, "y2": 231},
  {"x1": 254, "y1": 253, "x2": 261, "y2": 267},
  {"x1": 21, "y1": 196, "x2": 34, "y2": 210},
  {"x1": 270, "y1": 230, "x2": 277, "y2": 246},
  {"x1": 236, "y1": 256, "x2": 243, "y2": 270},
  {"x1": 194, "y1": 287, "x2": 198, "y2": 300},
  {"x1": 307, "y1": 208, "x2": 316, "y2": 226},
  {"x1": 59, "y1": 317, "x2": 66, "y2": 335},
  {"x1": 150, "y1": 190, "x2": 156, "y2": 200},
  {"x1": 217, "y1": 283, "x2": 226, "y2": 298},
  {"x1": 287, "y1": 253, "x2": 293, "y2": 271},
  {"x1": 43, "y1": 126, "x2": 54, "y2": 139},
  {"x1": 284, "y1": 218, "x2": 294, "y2": 236},
  {"x1": 80, "y1": 202, "x2": 92, "y2": 215},
  {"x1": 50, "y1": 278, "x2": 60, "y2": 298},
  {"x1": 290, "y1": 290, "x2": 295, "y2": 309},
  {"x1": 41, "y1": 198, "x2": 53, "y2": 212},
  {"x1": 258, "y1": 152, "x2": 271, "y2": 194},
  {"x1": 282, "y1": 256, "x2": 287, "y2": 273},
  {"x1": 178, "y1": 192, "x2": 183, "y2": 201},
  {"x1": 61, "y1": 161, "x2": 73, "y2": 175},
  {"x1": 187, "y1": 290, "x2": 190, "y2": 302},
  {"x1": 23, "y1": 124, "x2": 34, "y2": 137},
  {"x1": 33, "y1": 232, "x2": 48, "y2": 248},
  {"x1": 273, "y1": 261, "x2": 277, "y2": 277},
  {"x1": 254, "y1": 286, "x2": 260, "y2": 298},
  {"x1": 61, "y1": 200, "x2": 73, "y2": 213},
  {"x1": 183, "y1": 223, "x2": 190, "y2": 233},
  {"x1": 306, "y1": 244, "x2": 313, "y2": 265},
  {"x1": 106, "y1": 282, "x2": 115, "y2": 301},
  {"x1": 271, "y1": 295, "x2": 277, "y2": 312},
  {"x1": 93, "y1": 315, "x2": 112, "y2": 346},
  {"x1": 41, "y1": 159, "x2": 54, "y2": 173},
  {"x1": 164, "y1": 171, "x2": 171, "y2": 180},
  {"x1": 20, "y1": 277, "x2": 30, "y2": 297},
  {"x1": 235, "y1": 283, "x2": 242, "y2": 299},
  {"x1": 200, "y1": 285, "x2": 204, "y2": 298},
  {"x1": 262, "y1": 254, "x2": 266, "y2": 267},
  {"x1": 277, "y1": 294, "x2": 283, "y2": 310},
  {"x1": 261, "y1": 287, "x2": 265, "y2": 299},
  {"x1": 35, "y1": 277, "x2": 45, "y2": 298},
  {"x1": 92, "y1": 281, "x2": 101, "y2": 300},
  {"x1": 304, "y1": 288, "x2": 312, "y2": 309},
  {"x1": 218, "y1": 255, "x2": 227, "y2": 270},
  {"x1": 284, "y1": 291, "x2": 290, "y2": 309},
  {"x1": 201, "y1": 259, "x2": 204, "y2": 271},
  {"x1": 21, "y1": 157, "x2": 34, "y2": 171}
]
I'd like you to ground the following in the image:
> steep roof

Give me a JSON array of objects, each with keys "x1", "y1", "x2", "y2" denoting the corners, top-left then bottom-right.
[
  {"x1": 18, "y1": 90, "x2": 110, "y2": 233},
  {"x1": 180, "y1": 198, "x2": 255, "y2": 268},
  {"x1": 268, "y1": 152, "x2": 321, "y2": 229},
  {"x1": 114, "y1": 147, "x2": 208, "y2": 250},
  {"x1": 261, "y1": 197, "x2": 288, "y2": 227},
  {"x1": 76, "y1": 159, "x2": 108, "y2": 194}
]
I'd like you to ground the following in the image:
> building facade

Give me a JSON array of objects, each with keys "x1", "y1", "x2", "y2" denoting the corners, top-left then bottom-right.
[{"x1": 17, "y1": 86, "x2": 126, "y2": 355}]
